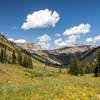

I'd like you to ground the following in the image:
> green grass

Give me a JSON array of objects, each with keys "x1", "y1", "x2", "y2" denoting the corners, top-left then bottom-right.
[{"x1": 0, "y1": 63, "x2": 100, "y2": 100}]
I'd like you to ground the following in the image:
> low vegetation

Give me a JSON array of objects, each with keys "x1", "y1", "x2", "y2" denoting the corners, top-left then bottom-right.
[{"x1": 0, "y1": 62, "x2": 100, "y2": 100}]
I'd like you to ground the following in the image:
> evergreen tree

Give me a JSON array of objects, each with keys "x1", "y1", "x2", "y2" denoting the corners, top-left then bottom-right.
[
  {"x1": 80, "y1": 62, "x2": 85, "y2": 75},
  {"x1": 74, "y1": 56, "x2": 80, "y2": 76},
  {"x1": 28, "y1": 57, "x2": 33, "y2": 68},
  {"x1": 22, "y1": 55, "x2": 33, "y2": 68},
  {"x1": 0, "y1": 48, "x2": 7, "y2": 63},
  {"x1": 69, "y1": 56, "x2": 75, "y2": 75},
  {"x1": 94, "y1": 50, "x2": 100, "y2": 77},
  {"x1": 12, "y1": 51, "x2": 16, "y2": 64},
  {"x1": 18, "y1": 51, "x2": 22, "y2": 65},
  {"x1": 69, "y1": 56, "x2": 80, "y2": 76},
  {"x1": 22, "y1": 55, "x2": 27, "y2": 67},
  {"x1": 0, "y1": 49, "x2": 4, "y2": 63}
]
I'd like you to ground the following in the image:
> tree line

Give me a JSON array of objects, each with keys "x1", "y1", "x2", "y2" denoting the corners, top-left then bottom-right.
[
  {"x1": 0, "y1": 48, "x2": 33, "y2": 68},
  {"x1": 68, "y1": 50, "x2": 100, "y2": 77}
]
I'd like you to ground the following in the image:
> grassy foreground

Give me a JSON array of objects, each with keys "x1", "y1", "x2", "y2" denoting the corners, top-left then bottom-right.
[{"x1": 0, "y1": 63, "x2": 100, "y2": 100}]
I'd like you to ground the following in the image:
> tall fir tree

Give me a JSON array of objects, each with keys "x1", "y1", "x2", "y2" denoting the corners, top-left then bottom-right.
[
  {"x1": 18, "y1": 51, "x2": 22, "y2": 65},
  {"x1": 69, "y1": 56, "x2": 80, "y2": 76},
  {"x1": 74, "y1": 56, "x2": 80, "y2": 76},
  {"x1": 95, "y1": 50, "x2": 100, "y2": 77},
  {"x1": 0, "y1": 48, "x2": 7, "y2": 63},
  {"x1": 69, "y1": 56, "x2": 75, "y2": 75},
  {"x1": 12, "y1": 51, "x2": 16, "y2": 64},
  {"x1": 23, "y1": 55, "x2": 27, "y2": 67},
  {"x1": 28, "y1": 57, "x2": 33, "y2": 68},
  {"x1": 0, "y1": 49, "x2": 4, "y2": 63},
  {"x1": 22, "y1": 55, "x2": 33, "y2": 68}
]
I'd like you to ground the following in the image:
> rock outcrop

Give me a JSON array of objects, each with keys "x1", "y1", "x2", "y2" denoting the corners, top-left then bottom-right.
[{"x1": 16, "y1": 42, "x2": 42, "y2": 53}]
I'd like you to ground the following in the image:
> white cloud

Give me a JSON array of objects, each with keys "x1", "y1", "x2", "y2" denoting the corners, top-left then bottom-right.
[
  {"x1": 54, "y1": 23, "x2": 91, "y2": 47},
  {"x1": 54, "y1": 35, "x2": 80, "y2": 47},
  {"x1": 93, "y1": 35, "x2": 100, "y2": 43},
  {"x1": 57, "y1": 41, "x2": 66, "y2": 47},
  {"x1": 21, "y1": 9, "x2": 60, "y2": 30},
  {"x1": 54, "y1": 23, "x2": 90, "y2": 48},
  {"x1": 8, "y1": 38, "x2": 26, "y2": 43},
  {"x1": 54, "y1": 38, "x2": 62, "y2": 45},
  {"x1": 37, "y1": 34, "x2": 51, "y2": 50},
  {"x1": 55, "y1": 33, "x2": 61, "y2": 37},
  {"x1": 14, "y1": 39, "x2": 26, "y2": 43},
  {"x1": 37, "y1": 34, "x2": 51, "y2": 42},
  {"x1": 63, "y1": 23, "x2": 91, "y2": 36},
  {"x1": 8, "y1": 38, "x2": 14, "y2": 42},
  {"x1": 39, "y1": 42, "x2": 50, "y2": 50},
  {"x1": 86, "y1": 35, "x2": 100, "y2": 44},
  {"x1": 54, "y1": 38, "x2": 62, "y2": 44},
  {"x1": 65, "y1": 35, "x2": 80, "y2": 46},
  {"x1": 86, "y1": 38, "x2": 93, "y2": 42}
]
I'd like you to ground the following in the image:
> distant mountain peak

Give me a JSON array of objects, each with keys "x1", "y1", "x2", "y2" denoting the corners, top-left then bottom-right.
[{"x1": 16, "y1": 42, "x2": 42, "y2": 53}]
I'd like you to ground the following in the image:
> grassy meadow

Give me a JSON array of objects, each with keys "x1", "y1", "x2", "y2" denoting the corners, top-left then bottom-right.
[{"x1": 0, "y1": 62, "x2": 100, "y2": 100}]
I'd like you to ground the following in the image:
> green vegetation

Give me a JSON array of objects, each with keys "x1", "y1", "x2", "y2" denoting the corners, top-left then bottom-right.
[
  {"x1": 0, "y1": 48, "x2": 33, "y2": 68},
  {"x1": 68, "y1": 56, "x2": 80, "y2": 76},
  {"x1": 0, "y1": 63, "x2": 100, "y2": 100},
  {"x1": 17, "y1": 51, "x2": 22, "y2": 65},
  {"x1": 94, "y1": 50, "x2": 100, "y2": 77},
  {"x1": 12, "y1": 51, "x2": 16, "y2": 64}
]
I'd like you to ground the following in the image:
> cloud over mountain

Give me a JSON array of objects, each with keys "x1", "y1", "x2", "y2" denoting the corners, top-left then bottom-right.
[
  {"x1": 54, "y1": 23, "x2": 91, "y2": 48},
  {"x1": 37, "y1": 34, "x2": 51, "y2": 50},
  {"x1": 8, "y1": 38, "x2": 26, "y2": 43},
  {"x1": 37, "y1": 34, "x2": 51, "y2": 42},
  {"x1": 86, "y1": 35, "x2": 100, "y2": 44},
  {"x1": 63, "y1": 24, "x2": 91, "y2": 36}
]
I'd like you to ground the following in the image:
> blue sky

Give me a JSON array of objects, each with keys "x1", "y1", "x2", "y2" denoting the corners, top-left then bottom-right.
[{"x1": 0, "y1": 0, "x2": 100, "y2": 49}]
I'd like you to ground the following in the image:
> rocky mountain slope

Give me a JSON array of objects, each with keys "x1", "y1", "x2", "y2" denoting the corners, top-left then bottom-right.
[
  {"x1": 0, "y1": 32, "x2": 100, "y2": 67},
  {"x1": 31, "y1": 44, "x2": 97, "y2": 66},
  {"x1": 16, "y1": 42, "x2": 42, "y2": 53}
]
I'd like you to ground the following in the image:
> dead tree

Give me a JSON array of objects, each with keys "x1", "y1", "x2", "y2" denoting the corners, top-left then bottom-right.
[{"x1": 43, "y1": 65, "x2": 46, "y2": 78}]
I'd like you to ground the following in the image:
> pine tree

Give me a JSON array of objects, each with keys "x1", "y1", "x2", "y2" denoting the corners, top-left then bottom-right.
[
  {"x1": 95, "y1": 50, "x2": 100, "y2": 77},
  {"x1": 23, "y1": 55, "x2": 27, "y2": 67},
  {"x1": 22, "y1": 55, "x2": 33, "y2": 68},
  {"x1": 18, "y1": 51, "x2": 22, "y2": 65},
  {"x1": 0, "y1": 49, "x2": 4, "y2": 63},
  {"x1": 80, "y1": 62, "x2": 84, "y2": 75},
  {"x1": 69, "y1": 56, "x2": 80, "y2": 76},
  {"x1": 69, "y1": 56, "x2": 75, "y2": 75},
  {"x1": 29, "y1": 57, "x2": 33, "y2": 68},
  {"x1": 12, "y1": 51, "x2": 16, "y2": 64},
  {"x1": 0, "y1": 48, "x2": 7, "y2": 63},
  {"x1": 74, "y1": 56, "x2": 80, "y2": 76}
]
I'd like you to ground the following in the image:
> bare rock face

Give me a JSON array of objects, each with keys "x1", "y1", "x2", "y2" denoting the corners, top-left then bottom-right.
[
  {"x1": 47, "y1": 44, "x2": 95, "y2": 55},
  {"x1": 16, "y1": 42, "x2": 42, "y2": 53}
]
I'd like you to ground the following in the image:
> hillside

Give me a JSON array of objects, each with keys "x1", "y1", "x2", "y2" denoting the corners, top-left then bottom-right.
[
  {"x1": 0, "y1": 32, "x2": 46, "y2": 69},
  {"x1": 15, "y1": 38, "x2": 97, "y2": 66},
  {"x1": 1, "y1": 32, "x2": 100, "y2": 67},
  {"x1": 29, "y1": 44, "x2": 98, "y2": 66}
]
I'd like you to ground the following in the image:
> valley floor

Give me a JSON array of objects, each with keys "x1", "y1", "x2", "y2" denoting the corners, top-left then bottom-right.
[{"x1": 0, "y1": 63, "x2": 100, "y2": 100}]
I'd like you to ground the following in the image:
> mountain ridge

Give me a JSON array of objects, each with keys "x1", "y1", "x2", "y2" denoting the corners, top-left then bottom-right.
[{"x1": 0, "y1": 32, "x2": 100, "y2": 66}]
